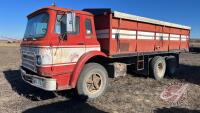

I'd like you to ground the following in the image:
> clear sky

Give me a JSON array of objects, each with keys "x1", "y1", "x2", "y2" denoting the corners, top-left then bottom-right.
[{"x1": 0, "y1": 0, "x2": 199, "y2": 39}]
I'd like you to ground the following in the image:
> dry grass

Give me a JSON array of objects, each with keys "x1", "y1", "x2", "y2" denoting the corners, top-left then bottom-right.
[
  {"x1": 190, "y1": 39, "x2": 200, "y2": 47},
  {"x1": 190, "y1": 42, "x2": 200, "y2": 47},
  {"x1": 0, "y1": 46, "x2": 200, "y2": 113},
  {"x1": 0, "y1": 42, "x2": 20, "y2": 47}
]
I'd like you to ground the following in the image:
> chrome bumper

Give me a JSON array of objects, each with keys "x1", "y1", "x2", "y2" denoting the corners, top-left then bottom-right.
[{"x1": 20, "y1": 68, "x2": 57, "y2": 91}]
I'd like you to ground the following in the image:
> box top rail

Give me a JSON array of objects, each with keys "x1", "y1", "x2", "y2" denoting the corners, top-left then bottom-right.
[{"x1": 84, "y1": 8, "x2": 191, "y2": 30}]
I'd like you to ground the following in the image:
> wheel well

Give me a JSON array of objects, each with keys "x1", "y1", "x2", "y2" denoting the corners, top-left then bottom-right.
[
  {"x1": 86, "y1": 56, "x2": 113, "y2": 77},
  {"x1": 86, "y1": 55, "x2": 110, "y2": 65}
]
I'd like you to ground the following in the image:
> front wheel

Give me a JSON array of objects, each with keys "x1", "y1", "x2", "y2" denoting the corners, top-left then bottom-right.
[{"x1": 76, "y1": 63, "x2": 108, "y2": 99}]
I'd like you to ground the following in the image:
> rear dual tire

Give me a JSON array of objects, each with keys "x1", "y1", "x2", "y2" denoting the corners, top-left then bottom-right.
[
  {"x1": 150, "y1": 56, "x2": 177, "y2": 80},
  {"x1": 166, "y1": 56, "x2": 177, "y2": 76},
  {"x1": 151, "y1": 56, "x2": 166, "y2": 80}
]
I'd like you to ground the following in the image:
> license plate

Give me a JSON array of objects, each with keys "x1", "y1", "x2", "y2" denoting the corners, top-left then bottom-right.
[{"x1": 32, "y1": 78, "x2": 43, "y2": 87}]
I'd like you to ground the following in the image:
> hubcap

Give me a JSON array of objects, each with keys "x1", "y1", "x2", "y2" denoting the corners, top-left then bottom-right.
[
  {"x1": 86, "y1": 73, "x2": 102, "y2": 93},
  {"x1": 157, "y1": 62, "x2": 164, "y2": 77},
  {"x1": 158, "y1": 63, "x2": 163, "y2": 71}
]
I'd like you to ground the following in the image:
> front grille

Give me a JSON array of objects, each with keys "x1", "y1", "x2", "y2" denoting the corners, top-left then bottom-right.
[{"x1": 22, "y1": 52, "x2": 36, "y2": 72}]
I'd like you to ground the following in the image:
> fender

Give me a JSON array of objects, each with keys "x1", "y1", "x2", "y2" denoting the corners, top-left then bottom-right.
[{"x1": 69, "y1": 51, "x2": 107, "y2": 88}]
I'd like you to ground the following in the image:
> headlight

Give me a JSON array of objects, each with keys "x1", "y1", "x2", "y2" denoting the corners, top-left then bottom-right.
[{"x1": 36, "y1": 55, "x2": 42, "y2": 65}]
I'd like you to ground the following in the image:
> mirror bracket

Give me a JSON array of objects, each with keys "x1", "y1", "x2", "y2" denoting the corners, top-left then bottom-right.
[{"x1": 59, "y1": 11, "x2": 76, "y2": 40}]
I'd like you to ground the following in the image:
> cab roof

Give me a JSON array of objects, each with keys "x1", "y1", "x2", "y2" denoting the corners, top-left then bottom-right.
[{"x1": 27, "y1": 6, "x2": 93, "y2": 18}]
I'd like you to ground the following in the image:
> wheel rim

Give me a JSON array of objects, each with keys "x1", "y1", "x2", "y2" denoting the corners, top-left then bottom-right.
[
  {"x1": 158, "y1": 63, "x2": 163, "y2": 71},
  {"x1": 86, "y1": 73, "x2": 102, "y2": 93},
  {"x1": 157, "y1": 62, "x2": 164, "y2": 77}
]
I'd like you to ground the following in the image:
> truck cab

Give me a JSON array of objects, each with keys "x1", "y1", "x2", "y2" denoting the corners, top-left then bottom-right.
[
  {"x1": 21, "y1": 6, "x2": 190, "y2": 99},
  {"x1": 21, "y1": 6, "x2": 107, "y2": 98}
]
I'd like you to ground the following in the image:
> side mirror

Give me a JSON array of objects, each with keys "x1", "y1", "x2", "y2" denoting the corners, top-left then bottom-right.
[
  {"x1": 60, "y1": 12, "x2": 76, "y2": 40},
  {"x1": 66, "y1": 12, "x2": 76, "y2": 33}
]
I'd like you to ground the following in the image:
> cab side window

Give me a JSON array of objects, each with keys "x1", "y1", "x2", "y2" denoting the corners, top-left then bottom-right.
[
  {"x1": 55, "y1": 15, "x2": 80, "y2": 35},
  {"x1": 73, "y1": 17, "x2": 80, "y2": 34},
  {"x1": 85, "y1": 19, "x2": 93, "y2": 35},
  {"x1": 55, "y1": 15, "x2": 62, "y2": 34}
]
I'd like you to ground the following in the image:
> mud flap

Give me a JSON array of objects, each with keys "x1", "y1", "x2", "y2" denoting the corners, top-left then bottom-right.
[{"x1": 135, "y1": 56, "x2": 150, "y2": 76}]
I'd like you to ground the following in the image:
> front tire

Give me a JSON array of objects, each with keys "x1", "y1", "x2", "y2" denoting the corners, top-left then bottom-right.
[
  {"x1": 76, "y1": 63, "x2": 108, "y2": 99},
  {"x1": 151, "y1": 56, "x2": 166, "y2": 80}
]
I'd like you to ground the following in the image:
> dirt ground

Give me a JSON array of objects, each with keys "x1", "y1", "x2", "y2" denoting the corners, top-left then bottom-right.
[{"x1": 0, "y1": 46, "x2": 200, "y2": 113}]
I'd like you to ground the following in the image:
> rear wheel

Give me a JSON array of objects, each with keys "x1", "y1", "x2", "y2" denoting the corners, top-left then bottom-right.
[
  {"x1": 166, "y1": 56, "x2": 177, "y2": 76},
  {"x1": 151, "y1": 56, "x2": 166, "y2": 80},
  {"x1": 76, "y1": 63, "x2": 108, "y2": 99}
]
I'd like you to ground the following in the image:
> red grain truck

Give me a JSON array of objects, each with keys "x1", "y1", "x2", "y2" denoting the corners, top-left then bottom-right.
[{"x1": 20, "y1": 6, "x2": 191, "y2": 99}]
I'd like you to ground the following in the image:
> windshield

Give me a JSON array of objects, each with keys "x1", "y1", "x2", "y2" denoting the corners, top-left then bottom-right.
[{"x1": 24, "y1": 13, "x2": 49, "y2": 39}]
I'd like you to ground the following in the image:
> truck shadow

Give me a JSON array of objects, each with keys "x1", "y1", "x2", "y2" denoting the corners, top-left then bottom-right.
[
  {"x1": 171, "y1": 64, "x2": 200, "y2": 86},
  {"x1": 127, "y1": 63, "x2": 200, "y2": 86},
  {"x1": 22, "y1": 95, "x2": 107, "y2": 113},
  {"x1": 190, "y1": 47, "x2": 200, "y2": 53},
  {"x1": 3, "y1": 70, "x2": 107, "y2": 112},
  {"x1": 3, "y1": 69, "x2": 70, "y2": 101},
  {"x1": 3, "y1": 63, "x2": 200, "y2": 102},
  {"x1": 154, "y1": 107, "x2": 200, "y2": 113}
]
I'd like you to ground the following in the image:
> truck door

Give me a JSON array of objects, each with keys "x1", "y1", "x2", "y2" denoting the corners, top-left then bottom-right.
[
  {"x1": 83, "y1": 15, "x2": 100, "y2": 52},
  {"x1": 53, "y1": 13, "x2": 86, "y2": 65}
]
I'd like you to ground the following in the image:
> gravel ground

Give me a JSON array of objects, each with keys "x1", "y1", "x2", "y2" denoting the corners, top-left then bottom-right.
[{"x1": 0, "y1": 46, "x2": 200, "y2": 113}]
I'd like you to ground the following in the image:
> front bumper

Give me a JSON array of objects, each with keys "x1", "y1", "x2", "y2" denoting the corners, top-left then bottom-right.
[{"x1": 20, "y1": 67, "x2": 57, "y2": 91}]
